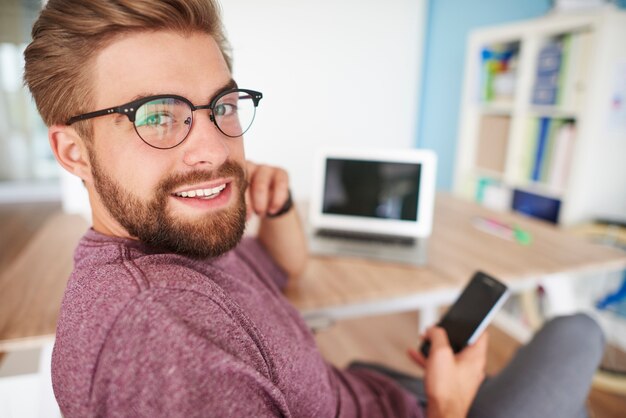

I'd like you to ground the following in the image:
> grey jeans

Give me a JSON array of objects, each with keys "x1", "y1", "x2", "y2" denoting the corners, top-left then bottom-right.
[{"x1": 348, "y1": 313, "x2": 605, "y2": 418}]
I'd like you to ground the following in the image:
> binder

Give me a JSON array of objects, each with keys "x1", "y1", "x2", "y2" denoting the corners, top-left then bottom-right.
[
  {"x1": 532, "y1": 41, "x2": 562, "y2": 106},
  {"x1": 531, "y1": 117, "x2": 551, "y2": 181}
]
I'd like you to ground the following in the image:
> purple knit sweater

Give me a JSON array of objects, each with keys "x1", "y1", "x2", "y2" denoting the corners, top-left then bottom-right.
[{"x1": 52, "y1": 229, "x2": 423, "y2": 417}]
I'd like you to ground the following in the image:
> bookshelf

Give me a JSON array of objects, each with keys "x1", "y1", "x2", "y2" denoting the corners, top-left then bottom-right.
[{"x1": 454, "y1": 7, "x2": 626, "y2": 226}]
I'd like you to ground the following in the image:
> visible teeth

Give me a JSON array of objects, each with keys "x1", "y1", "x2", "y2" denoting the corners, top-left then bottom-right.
[{"x1": 174, "y1": 184, "x2": 226, "y2": 198}]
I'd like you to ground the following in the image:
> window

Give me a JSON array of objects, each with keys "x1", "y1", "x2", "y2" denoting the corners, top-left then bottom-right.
[{"x1": 0, "y1": 0, "x2": 57, "y2": 183}]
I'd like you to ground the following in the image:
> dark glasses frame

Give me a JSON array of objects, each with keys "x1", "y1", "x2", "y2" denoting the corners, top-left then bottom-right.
[{"x1": 66, "y1": 88, "x2": 263, "y2": 149}]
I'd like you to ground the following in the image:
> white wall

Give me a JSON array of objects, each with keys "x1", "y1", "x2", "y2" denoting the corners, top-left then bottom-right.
[{"x1": 221, "y1": 0, "x2": 426, "y2": 199}]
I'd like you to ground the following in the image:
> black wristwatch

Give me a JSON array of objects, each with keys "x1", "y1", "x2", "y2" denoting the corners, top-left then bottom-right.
[{"x1": 267, "y1": 189, "x2": 293, "y2": 218}]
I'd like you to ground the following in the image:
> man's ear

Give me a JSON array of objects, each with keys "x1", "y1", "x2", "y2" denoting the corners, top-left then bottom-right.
[{"x1": 48, "y1": 125, "x2": 93, "y2": 183}]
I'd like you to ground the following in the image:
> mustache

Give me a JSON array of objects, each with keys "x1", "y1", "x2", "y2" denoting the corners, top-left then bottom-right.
[{"x1": 156, "y1": 160, "x2": 247, "y2": 195}]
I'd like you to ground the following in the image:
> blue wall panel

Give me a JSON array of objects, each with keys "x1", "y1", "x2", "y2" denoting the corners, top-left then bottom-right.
[{"x1": 417, "y1": 0, "x2": 552, "y2": 190}]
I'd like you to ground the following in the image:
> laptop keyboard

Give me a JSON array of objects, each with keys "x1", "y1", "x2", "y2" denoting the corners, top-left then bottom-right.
[{"x1": 316, "y1": 229, "x2": 416, "y2": 246}]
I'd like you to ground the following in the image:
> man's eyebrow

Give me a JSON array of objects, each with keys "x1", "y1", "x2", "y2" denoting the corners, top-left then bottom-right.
[
  {"x1": 211, "y1": 78, "x2": 238, "y2": 99},
  {"x1": 221, "y1": 78, "x2": 238, "y2": 92},
  {"x1": 127, "y1": 92, "x2": 158, "y2": 103},
  {"x1": 126, "y1": 79, "x2": 239, "y2": 104}
]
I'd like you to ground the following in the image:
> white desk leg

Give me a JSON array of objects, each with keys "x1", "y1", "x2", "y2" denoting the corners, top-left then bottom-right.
[
  {"x1": 418, "y1": 305, "x2": 438, "y2": 334},
  {"x1": 540, "y1": 273, "x2": 579, "y2": 318},
  {"x1": 38, "y1": 340, "x2": 60, "y2": 418}
]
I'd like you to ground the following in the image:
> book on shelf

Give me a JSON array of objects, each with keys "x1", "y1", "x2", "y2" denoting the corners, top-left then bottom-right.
[
  {"x1": 539, "y1": 118, "x2": 565, "y2": 182},
  {"x1": 532, "y1": 41, "x2": 562, "y2": 105},
  {"x1": 558, "y1": 31, "x2": 592, "y2": 110},
  {"x1": 532, "y1": 31, "x2": 592, "y2": 108},
  {"x1": 531, "y1": 117, "x2": 551, "y2": 181},
  {"x1": 519, "y1": 118, "x2": 538, "y2": 180},
  {"x1": 522, "y1": 117, "x2": 576, "y2": 190},
  {"x1": 548, "y1": 122, "x2": 576, "y2": 190}
]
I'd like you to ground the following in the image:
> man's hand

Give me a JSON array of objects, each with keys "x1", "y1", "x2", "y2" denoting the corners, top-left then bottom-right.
[
  {"x1": 245, "y1": 161, "x2": 291, "y2": 219},
  {"x1": 408, "y1": 327, "x2": 488, "y2": 418},
  {"x1": 245, "y1": 161, "x2": 307, "y2": 279}
]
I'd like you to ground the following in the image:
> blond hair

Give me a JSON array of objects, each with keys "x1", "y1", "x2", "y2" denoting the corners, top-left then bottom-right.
[{"x1": 24, "y1": 0, "x2": 231, "y2": 133}]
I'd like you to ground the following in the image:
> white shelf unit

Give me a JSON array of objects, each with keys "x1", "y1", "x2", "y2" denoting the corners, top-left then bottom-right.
[{"x1": 454, "y1": 7, "x2": 626, "y2": 226}]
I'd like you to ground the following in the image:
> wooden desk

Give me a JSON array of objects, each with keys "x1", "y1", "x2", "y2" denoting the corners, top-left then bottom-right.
[
  {"x1": 0, "y1": 212, "x2": 87, "y2": 352},
  {"x1": 286, "y1": 193, "x2": 626, "y2": 330},
  {"x1": 2, "y1": 193, "x2": 625, "y2": 351}
]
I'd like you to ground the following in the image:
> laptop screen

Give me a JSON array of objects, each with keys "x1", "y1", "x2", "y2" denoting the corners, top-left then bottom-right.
[
  {"x1": 322, "y1": 158, "x2": 421, "y2": 221},
  {"x1": 310, "y1": 149, "x2": 436, "y2": 239}
]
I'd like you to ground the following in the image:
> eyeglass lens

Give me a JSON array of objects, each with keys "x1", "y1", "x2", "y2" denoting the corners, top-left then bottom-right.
[{"x1": 133, "y1": 91, "x2": 257, "y2": 149}]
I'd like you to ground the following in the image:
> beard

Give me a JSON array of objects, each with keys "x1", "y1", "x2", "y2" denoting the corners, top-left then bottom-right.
[{"x1": 89, "y1": 156, "x2": 247, "y2": 259}]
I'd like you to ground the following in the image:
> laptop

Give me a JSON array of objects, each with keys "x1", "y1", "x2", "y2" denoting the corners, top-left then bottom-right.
[{"x1": 308, "y1": 148, "x2": 437, "y2": 266}]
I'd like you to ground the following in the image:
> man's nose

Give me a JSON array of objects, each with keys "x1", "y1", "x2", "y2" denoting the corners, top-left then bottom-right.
[{"x1": 181, "y1": 111, "x2": 230, "y2": 168}]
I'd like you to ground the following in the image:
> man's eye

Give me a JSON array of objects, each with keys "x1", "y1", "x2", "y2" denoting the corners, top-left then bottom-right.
[
  {"x1": 136, "y1": 112, "x2": 173, "y2": 127},
  {"x1": 214, "y1": 103, "x2": 236, "y2": 117}
]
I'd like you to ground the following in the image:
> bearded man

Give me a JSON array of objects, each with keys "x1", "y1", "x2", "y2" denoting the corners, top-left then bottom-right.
[{"x1": 23, "y1": 1, "x2": 605, "y2": 417}]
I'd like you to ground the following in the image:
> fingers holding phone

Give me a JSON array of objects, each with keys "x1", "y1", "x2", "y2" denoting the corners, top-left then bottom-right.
[
  {"x1": 408, "y1": 326, "x2": 489, "y2": 368},
  {"x1": 408, "y1": 326, "x2": 452, "y2": 368},
  {"x1": 421, "y1": 271, "x2": 508, "y2": 357},
  {"x1": 407, "y1": 271, "x2": 507, "y2": 418},
  {"x1": 409, "y1": 327, "x2": 489, "y2": 418}
]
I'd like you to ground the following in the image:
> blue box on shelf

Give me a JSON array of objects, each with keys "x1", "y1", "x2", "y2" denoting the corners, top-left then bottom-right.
[{"x1": 512, "y1": 189, "x2": 561, "y2": 224}]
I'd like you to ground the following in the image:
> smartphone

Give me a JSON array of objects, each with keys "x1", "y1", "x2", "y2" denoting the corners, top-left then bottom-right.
[{"x1": 420, "y1": 271, "x2": 509, "y2": 357}]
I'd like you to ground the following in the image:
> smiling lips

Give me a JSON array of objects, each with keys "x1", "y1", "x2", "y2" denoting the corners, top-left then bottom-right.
[{"x1": 173, "y1": 183, "x2": 227, "y2": 200}]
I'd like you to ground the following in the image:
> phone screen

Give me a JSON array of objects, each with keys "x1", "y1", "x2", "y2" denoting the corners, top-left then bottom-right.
[{"x1": 421, "y1": 271, "x2": 508, "y2": 356}]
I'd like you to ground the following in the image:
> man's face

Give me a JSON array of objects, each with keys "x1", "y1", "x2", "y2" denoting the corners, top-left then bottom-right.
[{"x1": 85, "y1": 31, "x2": 247, "y2": 258}]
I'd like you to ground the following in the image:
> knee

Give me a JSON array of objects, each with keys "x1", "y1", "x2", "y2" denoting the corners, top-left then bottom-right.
[{"x1": 544, "y1": 313, "x2": 605, "y2": 355}]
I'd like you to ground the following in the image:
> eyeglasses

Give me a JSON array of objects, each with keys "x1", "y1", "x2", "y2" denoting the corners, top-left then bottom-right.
[{"x1": 66, "y1": 88, "x2": 263, "y2": 149}]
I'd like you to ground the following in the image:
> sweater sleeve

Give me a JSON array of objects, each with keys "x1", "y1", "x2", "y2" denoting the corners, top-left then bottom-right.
[{"x1": 89, "y1": 288, "x2": 291, "y2": 418}]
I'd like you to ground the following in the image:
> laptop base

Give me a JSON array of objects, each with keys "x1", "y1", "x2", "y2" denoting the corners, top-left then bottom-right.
[{"x1": 308, "y1": 230, "x2": 428, "y2": 266}]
